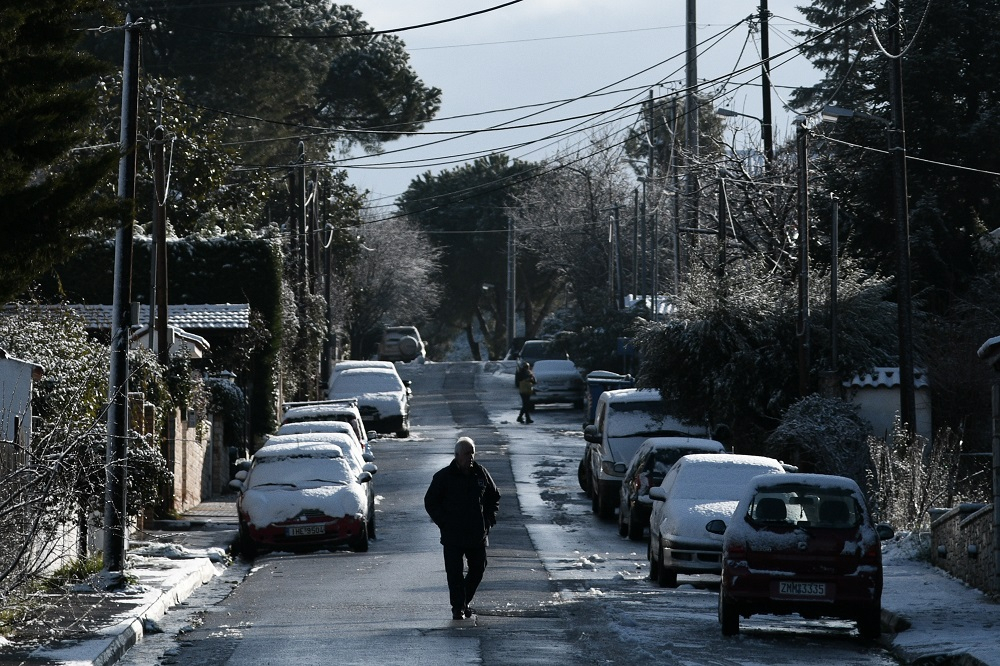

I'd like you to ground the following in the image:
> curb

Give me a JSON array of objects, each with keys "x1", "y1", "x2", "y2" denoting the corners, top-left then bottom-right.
[{"x1": 31, "y1": 557, "x2": 221, "y2": 666}]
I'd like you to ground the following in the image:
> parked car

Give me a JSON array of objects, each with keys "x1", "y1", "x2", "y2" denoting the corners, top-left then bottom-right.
[
  {"x1": 530, "y1": 359, "x2": 586, "y2": 408},
  {"x1": 378, "y1": 326, "x2": 426, "y2": 362},
  {"x1": 581, "y1": 388, "x2": 708, "y2": 519},
  {"x1": 617, "y1": 437, "x2": 727, "y2": 541},
  {"x1": 261, "y1": 432, "x2": 378, "y2": 538},
  {"x1": 516, "y1": 339, "x2": 567, "y2": 368},
  {"x1": 711, "y1": 473, "x2": 894, "y2": 639},
  {"x1": 647, "y1": 453, "x2": 786, "y2": 587},
  {"x1": 274, "y1": 419, "x2": 372, "y2": 461},
  {"x1": 233, "y1": 441, "x2": 373, "y2": 557},
  {"x1": 327, "y1": 367, "x2": 411, "y2": 438},
  {"x1": 281, "y1": 400, "x2": 374, "y2": 453}
]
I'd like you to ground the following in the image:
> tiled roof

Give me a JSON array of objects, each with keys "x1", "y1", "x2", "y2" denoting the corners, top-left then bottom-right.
[
  {"x1": 845, "y1": 366, "x2": 929, "y2": 389},
  {"x1": 58, "y1": 304, "x2": 250, "y2": 331}
]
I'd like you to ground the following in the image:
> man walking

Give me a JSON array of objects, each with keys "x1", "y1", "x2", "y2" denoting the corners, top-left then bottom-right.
[{"x1": 424, "y1": 437, "x2": 501, "y2": 620}]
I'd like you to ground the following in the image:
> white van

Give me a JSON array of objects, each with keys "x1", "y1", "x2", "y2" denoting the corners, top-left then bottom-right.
[{"x1": 581, "y1": 388, "x2": 708, "y2": 519}]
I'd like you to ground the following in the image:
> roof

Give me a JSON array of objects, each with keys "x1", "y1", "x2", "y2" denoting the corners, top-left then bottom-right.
[
  {"x1": 845, "y1": 367, "x2": 929, "y2": 389},
  {"x1": 61, "y1": 304, "x2": 250, "y2": 331}
]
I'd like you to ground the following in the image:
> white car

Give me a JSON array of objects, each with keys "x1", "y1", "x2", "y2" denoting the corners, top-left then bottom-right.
[
  {"x1": 275, "y1": 419, "x2": 374, "y2": 462},
  {"x1": 261, "y1": 432, "x2": 377, "y2": 539},
  {"x1": 327, "y1": 367, "x2": 411, "y2": 438},
  {"x1": 530, "y1": 359, "x2": 585, "y2": 408},
  {"x1": 233, "y1": 441, "x2": 373, "y2": 557},
  {"x1": 281, "y1": 400, "x2": 374, "y2": 451},
  {"x1": 647, "y1": 453, "x2": 786, "y2": 587}
]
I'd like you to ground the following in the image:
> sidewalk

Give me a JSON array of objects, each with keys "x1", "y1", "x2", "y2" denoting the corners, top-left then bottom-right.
[
  {"x1": 0, "y1": 498, "x2": 239, "y2": 666},
  {"x1": 1, "y1": 498, "x2": 997, "y2": 665}
]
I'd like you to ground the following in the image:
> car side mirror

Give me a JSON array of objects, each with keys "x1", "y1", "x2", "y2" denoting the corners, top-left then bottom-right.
[
  {"x1": 228, "y1": 479, "x2": 244, "y2": 492},
  {"x1": 235, "y1": 458, "x2": 252, "y2": 472},
  {"x1": 583, "y1": 424, "x2": 600, "y2": 443},
  {"x1": 363, "y1": 463, "x2": 378, "y2": 475},
  {"x1": 876, "y1": 523, "x2": 895, "y2": 541},
  {"x1": 649, "y1": 487, "x2": 667, "y2": 501},
  {"x1": 363, "y1": 452, "x2": 375, "y2": 463},
  {"x1": 358, "y1": 471, "x2": 373, "y2": 484},
  {"x1": 235, "y1": 469, "x2": 248, "y2": 481},
  {"x1": 705, "y1": 519, "x2": 727, "y2": 535}
]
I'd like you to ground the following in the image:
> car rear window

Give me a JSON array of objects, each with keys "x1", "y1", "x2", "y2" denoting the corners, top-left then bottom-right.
[
  {"x1": 749, "y1": 484, "x2": 861, "y2": 528},
  {"x1": 330, "y1": 371, "x2": 404, "y2": 394}
]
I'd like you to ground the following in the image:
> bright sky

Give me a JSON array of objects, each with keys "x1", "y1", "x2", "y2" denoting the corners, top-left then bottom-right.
[{"x1": 339, "y1": 0, "x2": 824, "y2": 215}]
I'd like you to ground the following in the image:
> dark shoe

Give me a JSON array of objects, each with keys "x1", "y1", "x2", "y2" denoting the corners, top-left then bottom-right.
[
  {"x1": 517, "y1": 416, "x2": 524, "y2": 423},
  {"x1": 463, "y1": 605, "x2": 473, "y2": 618},
  {"x1": 452, "y1": 610, "x2": 464, "y2": 620},
  {"x1": 525, "y1": 418, "x2": 534, "y2": 424}
]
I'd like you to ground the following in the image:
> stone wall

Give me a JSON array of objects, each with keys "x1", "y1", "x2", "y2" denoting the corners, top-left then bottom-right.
[{"x1": 929, "y1": 503, "x2": 997, "y2": 596}]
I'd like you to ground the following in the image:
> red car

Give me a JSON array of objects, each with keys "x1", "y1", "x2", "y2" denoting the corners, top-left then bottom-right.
[
  {"x1": 234, "y1": 441, "x2": 373, "y2": 557},
  {"x1": 710, "y1": 473, "x2": 894, "y2": 639}
]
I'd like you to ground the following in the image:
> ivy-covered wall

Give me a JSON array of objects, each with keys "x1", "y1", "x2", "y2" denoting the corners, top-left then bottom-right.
[{"x1": 37, "y1": 236, "x2": 283, "y2": 440}]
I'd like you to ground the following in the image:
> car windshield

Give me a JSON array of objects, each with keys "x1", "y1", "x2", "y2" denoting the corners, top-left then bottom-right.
[
  {"x1": 606, "y1": 400, "x2": 685, "y2": 438},
  {"x1": 748, "y1": 483, "x2": 861, "y2": 528},
  {"x1": 331, "y1": 371, "x2": 403, "y2": 394},
  {"x1": 248, "y1": 457, "x2": 354, "y2": 489}
]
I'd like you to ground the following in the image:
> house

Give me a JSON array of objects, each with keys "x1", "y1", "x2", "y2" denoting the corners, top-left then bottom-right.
[{"x1": 843, "y1": 366, "x2": 932, "y2": 441}]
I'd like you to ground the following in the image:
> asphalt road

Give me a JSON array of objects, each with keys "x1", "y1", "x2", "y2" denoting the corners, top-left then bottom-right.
[{"x1": 118, "y1": 361, "x2": 900, "y2": 666}]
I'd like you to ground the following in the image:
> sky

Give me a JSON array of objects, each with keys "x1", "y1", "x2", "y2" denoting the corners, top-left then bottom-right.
[{"x1": 338, "y1": 0, "x2": 826, "y2": 217}]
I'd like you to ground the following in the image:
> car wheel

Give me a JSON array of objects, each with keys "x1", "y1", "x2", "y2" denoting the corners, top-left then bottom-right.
[
  {"x1": 591, "y1": 486, "x2": 600, "y2": 513},
  {"x1": 627, "y1": 511, "x2": 645, "y2": 541},
  {"x1": 719, "y1": 593, "x2": 739, "y2": 636},
  {"x1": 350, "y1": 523, "x2": 370, "y2": 552},
  {"x1": 656, "y1": 538, "x2": 678, "y2": 588},
  {"x1": 597, "y1": 487, "x2": 615, "y2": 520},
  {"x1": 238, "y1": 521, "x2": 257, "y2": 559},
  {"x1": 648, "y1": 539, "x2": 659, "y2": 579},
  {"x1": 857, "y1": 606, "x2": 881, "y2": 640},
  {"x1": 617, "y1": 504, "x2": 629, "y2": 537},
  {"x1": 367, "y1": 503, "x2": 376, "y2": 540}
]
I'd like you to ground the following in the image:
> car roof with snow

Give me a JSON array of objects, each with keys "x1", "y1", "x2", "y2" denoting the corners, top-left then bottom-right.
[{"x1": 252, "y1": 441, "x2": 345, "y2": 461}]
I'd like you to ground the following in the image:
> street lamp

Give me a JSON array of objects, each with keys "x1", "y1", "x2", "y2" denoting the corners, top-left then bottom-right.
[{"x1": 821, "y1": 104, "x2": 915, "y2": 436}]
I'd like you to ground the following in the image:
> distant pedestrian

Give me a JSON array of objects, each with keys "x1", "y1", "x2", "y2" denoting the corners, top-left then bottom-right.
[
  {"x1": 516, "y1": 363, "x2": 536, "y2": 424},
  {"x1": 424, "y1": 437, "x2": 501, "y2": 620}
]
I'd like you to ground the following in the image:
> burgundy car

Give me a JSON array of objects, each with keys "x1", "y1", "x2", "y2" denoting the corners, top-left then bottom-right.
[
  {"x1": 234, "y1": 441, "x2": 373, "y2": 557},
  {"x1": 710, "y1": 473, "x2": 894, "y2": 639}
]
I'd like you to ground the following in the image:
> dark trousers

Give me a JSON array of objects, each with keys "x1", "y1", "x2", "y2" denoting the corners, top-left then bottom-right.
[
  {"x1": 518, "y1": 393, "x2": 533, "y2": 421},
  {"x1": 443, "y1": 543, "x2": 487, "y2": 613}
]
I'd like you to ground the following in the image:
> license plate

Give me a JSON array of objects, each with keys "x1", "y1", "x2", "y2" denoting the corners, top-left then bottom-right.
[
  {"x1": 286, "y1": 524, "x2": 325, "y2": 537},
  {"x1": 779, "y1": 581, "x2": 827, "y2": 596}
]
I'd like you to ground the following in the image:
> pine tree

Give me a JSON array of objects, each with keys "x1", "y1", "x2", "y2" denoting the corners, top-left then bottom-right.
[{"x1": 0, "y1": 0, "x2": 118, "y2": 304}]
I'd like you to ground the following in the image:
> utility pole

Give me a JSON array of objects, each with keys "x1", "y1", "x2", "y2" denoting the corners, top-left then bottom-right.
[
  {"x1": 104, "y1": 15, "x2": 140, "y2": 580},
  {"x1": 613, "y1": 205, "x2": 624, "y2": 309},
  {"x1": 685, "y1": 0, "x2": 700, "y2": 238},
  {"x1": 151, "y1": 99, "x2": 169, "y2": 366},
  {"x1": 717, "y1": 175, "x2": 729, "y2": 280},
  {"x1": 759, "y1": 0, "x2": 775, "y2": 164},
  {"x1": 887, "y1": 0, "x2": 915, "y2": 436},
  {"x1": 506, "y1": 218, "x2": 515, "y2": 352},
  {"x1": 795, "y1": 118, "x2": 811, "y2": 397}
]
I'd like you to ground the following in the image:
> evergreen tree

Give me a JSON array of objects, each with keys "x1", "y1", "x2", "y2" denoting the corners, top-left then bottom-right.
[
  {"x1": 0, "y1": 0, "x2": 118, "y2": 304},
  {"x1": 793, "y1": 0, "x2": 1000, "y2": 314}
]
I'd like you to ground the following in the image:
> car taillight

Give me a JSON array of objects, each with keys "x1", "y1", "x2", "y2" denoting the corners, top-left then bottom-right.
[{"x1": 726, "y1": 543, "x2": 746, "y2": 558}]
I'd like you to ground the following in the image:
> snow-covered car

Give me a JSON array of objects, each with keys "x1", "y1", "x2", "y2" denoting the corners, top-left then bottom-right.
[
  {"x1": 617, "y1": 437, "x2": 727, "y2": 541},
  {"x1": 647, "y1": 453, "x2": 786, "y2": 587},
  {"x1": 275, "y1": 419, "x2": 374, "y2": 462},
  {"x1": 582, "y1": 388, "x2": 708, "y2": 519},
  {"x1": 328, "y1": 360, "x2": 405, "y2": 395},
  {"x1": 261, "y1": 432, "x2": 378, "y2": 539},
  {"x1": 516, "y1": 339, "x2": 567, "y2": 369},
  {"x1": 711, "y1": 473, "x2": 895, "y2": 639},
  {"x1": 327, "y1": 367, "x2": 411, "y2": 438},
  {"x1": 281, "y1": 400, "x2": 374, "y2": 451},
  {"x1": 234, "y1": 441, "x2": 373, "y2": 557},
  {"x1": 529, "y1": 359, "x2": 585, "y2": 408}
]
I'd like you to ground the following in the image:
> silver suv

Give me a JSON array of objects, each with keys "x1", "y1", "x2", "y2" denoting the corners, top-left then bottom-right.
[{"x1": 378, "y1": 326, "x2": 426, "y2": 362}]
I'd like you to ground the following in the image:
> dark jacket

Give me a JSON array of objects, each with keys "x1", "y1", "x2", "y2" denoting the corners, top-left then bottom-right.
[{"x1": 424, "y1": 460, "x2": 501, "y2": 547}]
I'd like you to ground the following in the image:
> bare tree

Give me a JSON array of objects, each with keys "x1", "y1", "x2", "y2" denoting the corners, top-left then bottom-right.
[{"x1": 337, "y1": 216, "x2": 441, "y2": 359}]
